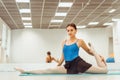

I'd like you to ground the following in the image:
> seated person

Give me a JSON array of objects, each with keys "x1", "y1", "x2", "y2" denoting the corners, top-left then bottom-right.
[
  {"x1": 46, "y1": 51, "x2": 58, "y2": 63},
  {"x1": 106, "y1": 53, "x2": 115, "y2": 63}
]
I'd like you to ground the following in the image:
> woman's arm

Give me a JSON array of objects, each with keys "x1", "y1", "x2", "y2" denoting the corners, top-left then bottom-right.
[
  {"x1": 79, "y1": 39, "x2": 94, "y2": 56},
  {"x1": 51, "y1": 57, "x2": 59, "y2": 63},
  {"x1": 57, "y1": 40, "x2": 65, "y2": 66},
  {"x1": 57, "y1": 53, "x2": 64, "y2": 66}
]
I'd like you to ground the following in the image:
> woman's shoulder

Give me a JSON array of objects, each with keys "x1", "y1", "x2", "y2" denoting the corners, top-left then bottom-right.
[
  {"x1": 61, "y1": 39, "x2": 67, "y2": 46},
  {"x1": 77, "y1": 38, "x2": 85, "y2": 46},
  {"x1": 77, "y1": 38, "x2": 84, "y2": 42}
]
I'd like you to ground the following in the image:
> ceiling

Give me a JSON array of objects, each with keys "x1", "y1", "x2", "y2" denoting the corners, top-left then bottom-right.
[{"x1": 0, "y1": 0, "x2": 120, "y2": 29}]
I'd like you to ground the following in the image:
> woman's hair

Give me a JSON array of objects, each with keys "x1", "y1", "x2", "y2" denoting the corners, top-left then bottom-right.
[
  {"x1": 66, "y1": 23, "x2": 77, "y2": 30},
  {"x1": 47, "y1": 51, "x2": 51, "y2": 55}
]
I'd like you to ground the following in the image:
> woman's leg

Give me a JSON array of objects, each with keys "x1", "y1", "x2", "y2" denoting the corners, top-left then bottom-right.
[
  {"x1": 85, "y1": 66, "x2": 107, "y2": 74},
  {"x1": 85, "y1": 53, "x2": 108, "y2": 74},
  {"x1": 93, "y1": 53, "x2": 107, "y2": 67},
  {"x1": 15, "y1": 66, "x2": 66, "y2": 74},
  {"x1": 85, "y1": 43, "x2": 108, "y2": 73}
]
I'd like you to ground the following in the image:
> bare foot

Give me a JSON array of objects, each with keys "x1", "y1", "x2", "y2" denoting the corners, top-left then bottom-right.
[{"x1": 14, "y1": 67, "x2": 25, "y2": 74}]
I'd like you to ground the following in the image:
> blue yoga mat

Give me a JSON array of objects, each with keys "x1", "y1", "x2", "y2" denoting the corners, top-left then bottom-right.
[{"x1": 19, "y1": 71, "x2": 120, "y2": 76}]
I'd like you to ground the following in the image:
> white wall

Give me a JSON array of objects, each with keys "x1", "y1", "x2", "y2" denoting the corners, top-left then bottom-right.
[
  {"x1": 10, "y1": 28, "x2": 112, "y2": 64},
  {"x1": 76, "y1": 28, "x2": 112, "y2": 65},
  {"x1": 113, "y1": 21, "x2": 120, "y2": 62},
  {"x1": 0, "y1": 18, "x2": 2, "y2": 62},
  {"x1": 10, "y1": 29, "x2": 67, "y2": 63},
  {"x1": 0, "y1": 17, "x2": 11, "y2": 63}
]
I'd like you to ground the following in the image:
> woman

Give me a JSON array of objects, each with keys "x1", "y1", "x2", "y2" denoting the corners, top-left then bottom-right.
[
  {"x1": 46, "y1": 51, "x2": 58, "y2": 63},
  {"x1": 15, "y1": 23, "x2": 108, "y2": 74}
]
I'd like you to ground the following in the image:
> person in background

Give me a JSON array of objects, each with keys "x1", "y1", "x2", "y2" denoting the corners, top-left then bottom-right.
[{"x1": 46, "y1": 51, "x2": 58, "y2": 63}]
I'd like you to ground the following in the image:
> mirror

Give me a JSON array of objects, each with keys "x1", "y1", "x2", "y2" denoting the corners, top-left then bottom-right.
[{"x1": 1, "y1": 1, "x2": 120, "y2": 77}]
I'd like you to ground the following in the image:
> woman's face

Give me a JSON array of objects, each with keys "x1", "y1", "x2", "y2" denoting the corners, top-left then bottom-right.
[{"x1": 66, "y1": 26, "x2": 77, "y2": 38}]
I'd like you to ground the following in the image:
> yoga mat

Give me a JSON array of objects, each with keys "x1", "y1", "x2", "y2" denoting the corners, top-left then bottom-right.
[{"x1": 19, "y1": 71, "x2": 120, "y2": 76}]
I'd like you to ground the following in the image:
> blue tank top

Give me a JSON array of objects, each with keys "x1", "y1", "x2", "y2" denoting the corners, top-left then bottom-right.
[{"x1": 63, "y1": 41, "x2": 79, "y2": 61}]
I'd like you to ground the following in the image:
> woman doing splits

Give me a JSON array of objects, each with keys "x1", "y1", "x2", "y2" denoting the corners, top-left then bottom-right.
[{"x1": 15, "y1": 23, "x2": 108, "y2": 74}]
